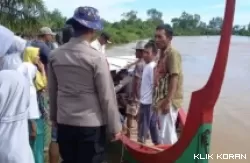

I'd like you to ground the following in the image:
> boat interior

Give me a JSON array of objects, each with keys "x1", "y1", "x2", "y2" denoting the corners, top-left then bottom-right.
[{"x1": 109, "y1": 56, "x2": 186, "y2": 146}]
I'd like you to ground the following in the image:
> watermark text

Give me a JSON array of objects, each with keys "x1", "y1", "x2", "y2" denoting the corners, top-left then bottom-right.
[{"x1": 194, "y1": 154, "x2": 247, "y2": 160}]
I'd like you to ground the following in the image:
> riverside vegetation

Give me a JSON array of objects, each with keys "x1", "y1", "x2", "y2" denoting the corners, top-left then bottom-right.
[{"x1": 1, "y1": 0, "x2": 250, "y2": 44}]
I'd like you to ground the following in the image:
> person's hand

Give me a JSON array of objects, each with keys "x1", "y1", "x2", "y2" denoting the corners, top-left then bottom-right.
[
  {"x1": 36, "y1": 60, "x2": 45, "y2": 72},
  {"x1": 159, "y1": 100, "x2": 171, "y2": 114},
  {"x1": 111, "y1": 132, "x2": 122, "y2": 142},
  {"x1": 115, "y1": 132, "x2": 122, "y2": 138},
  {"x1": 30, "y1": 129, "x2": 37, "y2": 140},
  {"x1": 125, "y1": 59, "x2": 139, "y2": 69},
  {"x1": 132, "y1": 93, "x2": 138, "y2": 103},
  {"x1": 114, "y1": 132, "x2": 122, "y2": 140},
  {"x1": 127, "y1": 97, "x2": 133, "y2": 105},
  {"x1": 124, "y1": 64, "x2": 130, "y2": 69}
]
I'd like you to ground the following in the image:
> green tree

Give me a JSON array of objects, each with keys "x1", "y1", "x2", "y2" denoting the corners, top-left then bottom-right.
[
  {"x1": 122, "y1": 10, "x2": 138, "y2": 22},
  {"x1": 0, "y1": 0, "x2": 66, "y2": 34},
  {"x1": 146, "y1": 8, "x2": 163, "y2": 24},
  {"x1": 42, "y1": 9, "x2": 67, "y2": 30},
  {"x1": 208, "y1": 17, "x2": 223, "y2": 30},
  {"x1": 0, "y1": 0, "x2": 46, "y2": 31}
]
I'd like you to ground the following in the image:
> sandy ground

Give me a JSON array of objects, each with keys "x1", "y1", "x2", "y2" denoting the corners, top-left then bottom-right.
[{"x1": 107, "y1": 36, "x2": 250, "y2": 163}]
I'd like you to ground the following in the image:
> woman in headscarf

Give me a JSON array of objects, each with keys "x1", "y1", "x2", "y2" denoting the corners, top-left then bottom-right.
[
  {"x1": 0, "y1": 25, "x2": 35, "y2": 163},
  {"x1": 0, "y1": 25, "x2": 43, "y2": 162},
  {"x1": 23, "y1": 47, "x2": 47, "y2": 163},
  {"x1": 0, "y1": 70, "x2": 35, "y2": 163},
  {"x1": 0, "y1": 34, "x2": 42, "y2": 122},
  {"x1": 0, "y1": 25, "x2": 14, "y2": 56},
  {"x1": 0, "y1": 35, "x2": 27, "y2": 70}
]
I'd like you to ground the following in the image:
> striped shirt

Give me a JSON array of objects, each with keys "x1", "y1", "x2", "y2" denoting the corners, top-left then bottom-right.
[{"x1": 153, "y1": 45, "x2": 183, "y2": 110}]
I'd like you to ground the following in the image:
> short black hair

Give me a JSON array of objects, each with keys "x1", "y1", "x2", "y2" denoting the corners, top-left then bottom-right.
[
  {"x1": 144, "y1": 40, "x2": 158, "y2": 54},
  {"x1": 66, "y1": 18, "x2": 92, "y2": 35},
  {"x1": 62, "y1": 25, "x2": 74, "y2": 44},
  {"x1": 156, "y1": 24, "x2": 173, "y2": 37},
  {"x1": 100, "y1": 32, "x2": 111, "y2": 40},
  {"x1": 55, "y1": 33, "x2": 63, "y2": 45}
]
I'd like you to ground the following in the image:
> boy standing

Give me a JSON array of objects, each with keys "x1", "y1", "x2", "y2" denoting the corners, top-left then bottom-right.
[{"x1": 137, "y1": 40, "x2": 159, "y2": 145}]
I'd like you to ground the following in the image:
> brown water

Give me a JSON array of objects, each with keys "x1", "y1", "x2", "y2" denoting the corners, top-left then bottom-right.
[{"x1": 107, "y1": 36, "x2": 250, "y2": 163}]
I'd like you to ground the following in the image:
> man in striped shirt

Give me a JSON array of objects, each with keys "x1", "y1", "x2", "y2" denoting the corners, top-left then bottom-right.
[{"x1": 153, "y1": 24, "x2": 183, "y2": 145}]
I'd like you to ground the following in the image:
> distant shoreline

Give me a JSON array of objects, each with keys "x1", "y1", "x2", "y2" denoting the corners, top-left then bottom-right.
[{"x1": 107, "y1": 35, "x2": 249, "y2": 49}]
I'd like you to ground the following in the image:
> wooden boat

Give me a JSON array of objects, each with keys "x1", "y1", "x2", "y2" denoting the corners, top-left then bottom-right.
[{"x1": 106, "y1": 0, "x2": 236, "y2": 162}]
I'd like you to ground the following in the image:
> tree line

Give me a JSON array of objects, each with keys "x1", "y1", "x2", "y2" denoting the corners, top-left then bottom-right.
[{"x1": 1, "y1": 0, "x2": 250, "y2": 44}]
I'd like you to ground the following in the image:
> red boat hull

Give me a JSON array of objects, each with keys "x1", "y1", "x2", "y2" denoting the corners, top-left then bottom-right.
[
  {"x1": 107, "y1": 0, "x2": 235, "y2": 162},
  {"x1": 106, "y1": 109, "x2": 186, "y2": 162}
]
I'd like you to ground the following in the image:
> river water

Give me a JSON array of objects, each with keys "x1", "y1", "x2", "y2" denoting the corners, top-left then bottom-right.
[{"x1": 107, "y1": 36, "x2": 250, "y2": 163}]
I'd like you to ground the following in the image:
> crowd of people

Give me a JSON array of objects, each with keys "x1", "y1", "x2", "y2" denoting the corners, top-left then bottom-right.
[{"x1": 0, "y1": 5, "x2": 183, "y2": 163}]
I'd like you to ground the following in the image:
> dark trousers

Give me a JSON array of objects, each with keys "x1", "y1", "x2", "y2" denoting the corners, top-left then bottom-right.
[
  {"x1": 57, "y1": 124, "x2": 106, "y2": 163},
  {"x1": 137, "y1": 104, "x2": 160, "y2": 145}
]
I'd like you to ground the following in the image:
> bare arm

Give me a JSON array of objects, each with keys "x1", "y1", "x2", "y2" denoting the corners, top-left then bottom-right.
[
  {"x1": 94, "y1": 56, "x2": 122, "y2": 135},
  {"x1": 124, "y1": 59, "x2": 139, "y2": 69},
  {"x1": 132, "y1": 63, "x2": 142, "y2": 100},
  {"x1": 132, "y1": 76, "x2": 140, "y2": 100},
  {"x1": 115, "y1": 76, "x2": 132, "y2": 93},
  {"x1": 29, "y1": 120, "x2": 37, "y2": 139},
  {"x1": 48, "y1": 61, "x2": 58, "y2": 123},
  {"x1": 29, "y1": 120, "x2": 36, "y2": 132}
]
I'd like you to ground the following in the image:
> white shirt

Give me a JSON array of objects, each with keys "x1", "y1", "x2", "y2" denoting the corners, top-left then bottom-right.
[
  {"x1": 52, "y1": 42, "x2": 59, "y2": 49},
  {"x1": 17, "y1": 63, "x2": 41, "y2": 119},
  {"x1": 0, "y1": 70, "x2": 35, "y2": 163},
  {"x1": 90, "y1": 39, "x2": 106, "y2": 54},
  {"x1": 140, "y1": 61, "x2": 156, "y2": 104}
]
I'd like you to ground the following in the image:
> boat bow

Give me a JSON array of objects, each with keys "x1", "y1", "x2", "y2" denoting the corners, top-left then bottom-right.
[{"x1": 116, "y1": 0, "x2": 236, "y2": 162}]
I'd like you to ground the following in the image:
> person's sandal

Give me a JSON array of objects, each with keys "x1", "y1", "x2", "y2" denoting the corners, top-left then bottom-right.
[{"x1": 137, "y1": 138, "x2": 145, "y2": 144}]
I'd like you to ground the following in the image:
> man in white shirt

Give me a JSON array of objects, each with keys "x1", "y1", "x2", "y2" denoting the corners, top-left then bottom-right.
[
  {"x1": 91, "y1": 32, "x2": 111, "y2": 54},
  {"x1": 137, "y1": 40, "x2": 159, "y2": 145}
]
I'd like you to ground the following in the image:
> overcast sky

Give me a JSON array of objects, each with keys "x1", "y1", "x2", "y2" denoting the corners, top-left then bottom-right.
[{"x1": 44, "y1": 0, "x2": 250, "y2": 25}]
